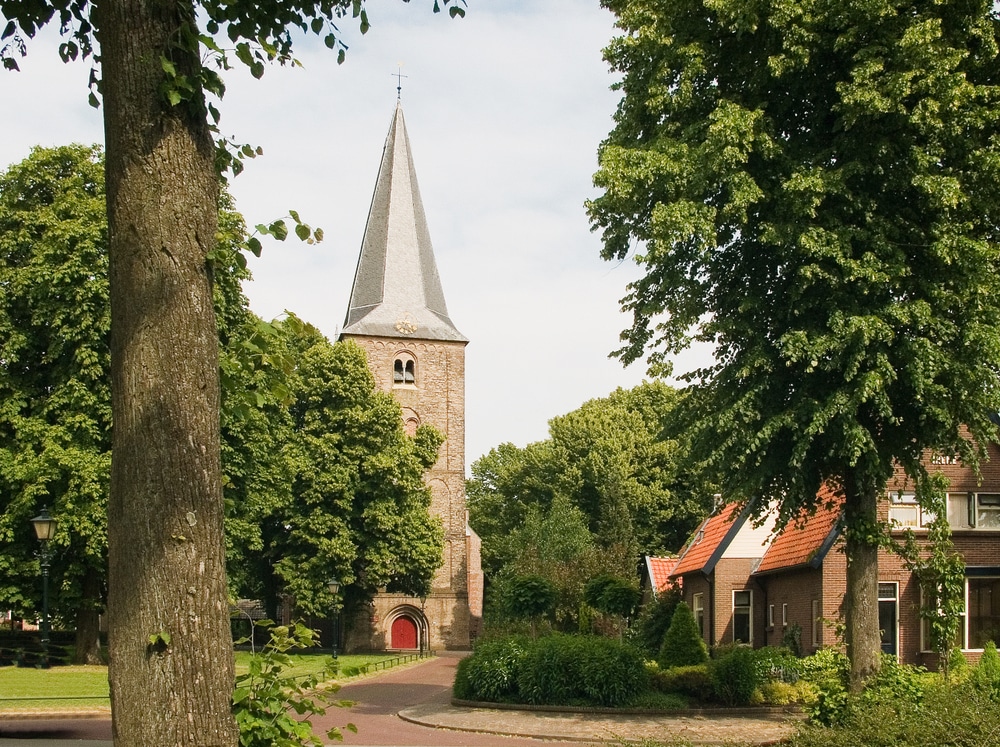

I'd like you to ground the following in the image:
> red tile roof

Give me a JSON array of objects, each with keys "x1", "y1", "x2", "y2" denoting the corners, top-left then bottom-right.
[
  {"x1": 671, "y1": 503, "x2": 743, "y2": 577},
  {"x1": 755, "y1": 490, "x2": 843, "y2": 575},
  {"x1": 645, "y1": 556, "x2": 678, "y2": 594}
]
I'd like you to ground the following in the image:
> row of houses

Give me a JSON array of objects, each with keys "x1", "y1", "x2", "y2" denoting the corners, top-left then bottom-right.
[{"x1": 644, "y1": 447, "x2": 1000, "y2": 666}]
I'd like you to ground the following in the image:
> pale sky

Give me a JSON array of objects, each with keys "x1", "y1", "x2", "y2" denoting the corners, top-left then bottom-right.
[{"x1": 3, "y1": 1, "x2": 712, "y2": 471}]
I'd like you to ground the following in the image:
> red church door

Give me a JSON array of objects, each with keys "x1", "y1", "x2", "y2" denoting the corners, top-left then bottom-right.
[{"x1": 390, "y1": 616, "x2": 418, "y2": 649}]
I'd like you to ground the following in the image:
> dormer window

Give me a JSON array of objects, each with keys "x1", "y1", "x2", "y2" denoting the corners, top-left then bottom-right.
[{"x1": 393, "y1": 354, "x2": 416, "y2": 386}]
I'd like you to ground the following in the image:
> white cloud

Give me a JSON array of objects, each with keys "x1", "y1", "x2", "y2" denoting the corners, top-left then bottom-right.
[{"x1": 2, "y1": 1, "x2": 715, "y2": 470}]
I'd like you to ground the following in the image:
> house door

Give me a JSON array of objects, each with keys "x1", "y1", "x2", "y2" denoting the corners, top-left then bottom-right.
[
  {"x1": 878, "y1": 582, "x2": 898, "y2": 657},
  {"x1": 391, "y1": 616, "x2": 418, "y2": 649}
]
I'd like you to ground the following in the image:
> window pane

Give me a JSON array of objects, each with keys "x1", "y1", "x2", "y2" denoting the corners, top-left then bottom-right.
[
  {"x1": 947, "y1": 493, "x2": 971, "y2": 529},
  {"x1": 733, "y1": 591, "x2": 752, "y2": 644},
  {"x1": 968, "y1": 578, "x2": 1000, "y2": 649},
  {"x1": 977, "y1": 495, "x2": 1000, "y2": 529},
  {"x1": 889, "y1": 505, "x2": 919, "y2": 527}
]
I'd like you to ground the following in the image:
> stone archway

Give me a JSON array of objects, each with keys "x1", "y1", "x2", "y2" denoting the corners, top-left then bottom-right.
[{"x1": 386, "y1": 605, "x2": 427, "y2": 651}]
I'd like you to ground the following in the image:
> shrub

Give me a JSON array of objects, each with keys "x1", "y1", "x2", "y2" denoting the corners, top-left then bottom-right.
[
  {"x1": 710, "y1": 646, "x2": 762, "y2": 706},
  {"x1": 649, "y1": 664, "x2": 713, "y2": 702},
  {"x1": 753, "y1": 679, "x2": 814, "y2": 706},
  {"x1": 753, "y1": 646, "x2": 802, "y2": 683},
  {"x1": 516, "y1": 635, "x2": 584, "y2": 705},
  {"x1": 514, "y1": 634, "x2": 648, "y2": 707},
  {"x1": 631, "y1": 586, "x2": 682, "y2": 657},
  {"x1": 577, "y1": 637, "x2": 648, "y2": 706},
  {"x1": 788, "y1": 680, "x2": 1000, "y2": 747},
  {"x1": 659, "y1": 602, "x2": 709, "y2": 668},
  {"x1": 233, "y1": 622, "x2": 352, "y2": 747},
  {"x1": 460, "y1": 637, "x2": 528, "y2": 702},
  {"x1": 972, "y1": 639, "x2": 1000, "y2": 698},
  {"x1": 452, "y1": 656, "x2": 475, "y2": 700}
]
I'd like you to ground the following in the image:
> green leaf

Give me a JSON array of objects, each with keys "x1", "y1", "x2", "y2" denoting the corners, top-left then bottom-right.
[
  {"x1": 247, "y1": 237, "x2": 262, "y2": 257},
  {"x1": 288, "y1": 209, "x2": 300, "y2": 223},
  {"x1": 311, "y1": 18, "x2": 324, "y2": 33},
  {"x1": 324, "y1": 34, "x2": 336, "y2": 49},
  {"x1": 167, "y1": 89, "x2": 182, "y2": 106},
  {"x1": 313, "y1": 227, "x2": 324, "y2": 243},
  {"x1": 2, "y1": 20, "x2": 15, "y2": 39},
  {"x1": 449, "y1": 6, "x2": 465, "y2": 18},
  {"x1": 160, "y1": 56, "x2": 176, "y2": 77},
  {"x1": 294, "y1": 223, "x2": 310, "y2": 241}
]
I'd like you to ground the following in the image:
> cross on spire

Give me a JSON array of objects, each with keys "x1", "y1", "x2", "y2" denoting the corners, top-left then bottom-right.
[{"x1": 393, "y1": 64, "x2": 408, "y2": 100}]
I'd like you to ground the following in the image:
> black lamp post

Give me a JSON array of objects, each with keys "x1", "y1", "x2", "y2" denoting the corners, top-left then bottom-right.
[
  {"x1": 327, "y1": 578, "x2": 341, "y2": 658},
  {"x1": 30, "y1": 507, "x2": 57, "y2": 668}
]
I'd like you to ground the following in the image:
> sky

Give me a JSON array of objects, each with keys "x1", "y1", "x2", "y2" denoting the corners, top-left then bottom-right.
[{"x1": 3, "y1": 0, "x2": 713, "y2": 471}]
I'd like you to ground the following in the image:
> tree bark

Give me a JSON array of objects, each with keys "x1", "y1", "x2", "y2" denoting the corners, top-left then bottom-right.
[
  {"x1": 97, "y1": 0, "x2": 237, "y2": 743},
  {"x1": 73, "y1": 569, "x2": 104, "y2": 665},
  {"x1": 843, "y1": 472, "x2": 883, "y2": 692}
]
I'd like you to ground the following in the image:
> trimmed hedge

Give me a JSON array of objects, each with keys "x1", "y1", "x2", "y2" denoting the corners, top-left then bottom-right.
[{"x1": 457, "y1": 634, "x2": 647, "y2": 707}]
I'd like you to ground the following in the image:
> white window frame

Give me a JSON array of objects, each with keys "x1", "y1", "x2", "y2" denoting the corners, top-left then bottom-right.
[
  {"x1": 733, "y1": 590, "x2": 753, "y2": 645},
  {"x1": 811, "y1": 599, "x2": 822, "y2": 647},
  {"x1": 889, "y1": 492, "x2": 934, "y2": 528},
  {"x1": 767, "y1": 604, "x2": 774, "y2": 630},
  {"x1": 782, "y1": 603, "x2": 788, "y2": 628},
  {"x1": 692, "y1": 592, "x2": 705, "y2": 640}
]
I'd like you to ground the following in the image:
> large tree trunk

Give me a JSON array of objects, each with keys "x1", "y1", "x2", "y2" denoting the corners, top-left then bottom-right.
[
  {"x1": 843, "y1": 472, "x2": 883, "y2": 692},
  {"x1": 98, "y1": 0, "x2": 237, "y2": 743},
  {"x1": 73, "y1": 569, "x2": 104, "y2": 665}
]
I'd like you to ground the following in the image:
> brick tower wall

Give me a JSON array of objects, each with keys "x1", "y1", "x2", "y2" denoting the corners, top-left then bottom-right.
[{"x1": 341, "y1": 334, "x2": 473, "y2": 650}]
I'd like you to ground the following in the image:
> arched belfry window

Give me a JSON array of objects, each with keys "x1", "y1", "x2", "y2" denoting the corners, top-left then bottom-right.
[{"x1": 393, "y1": 353, "x2": 416, "y2": 386}]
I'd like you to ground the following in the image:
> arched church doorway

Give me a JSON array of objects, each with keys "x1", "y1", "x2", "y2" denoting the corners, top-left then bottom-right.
[{"x1": 390, "y1": 615, "x2": 418, "y2": 649}]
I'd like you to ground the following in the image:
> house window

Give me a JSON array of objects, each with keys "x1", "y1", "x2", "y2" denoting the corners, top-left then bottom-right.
[
  {"x1": 692, "y1": 593, "x2": 705, "y2": 639},
  {"x1": 889, "y1": 492, "x2": 931, "y2": 528},
  {"x1": 812, "y1": 599, "x2": 822, "y2": 647},
  {"x1": 968, "y1": 577, "x2": 1000, "y2": 649},
  {"x1": 767, "y1": 604, "x2": 774, "y2": 629},
  {"x1": 919, "y1": 587, "x2": 965, "y2": 653},
  {"x1": 392, "y1": 355, "x2": 415, "y2": 386},
  {"x1": 878, "y1": 582, "x2": 899, "y2": 657},
  {"x1": 733, "y1": 590, "x2": 752, "y2": 644},
  {"x1": 942, "y1": 493, "x2": 1000, "y2": 530},
  {"x1": 782, "y1": 603, "x2": 788, "y2": 628},
  {"x1": 975, "y1": 494, "x2": 1000, "y2": 529}
]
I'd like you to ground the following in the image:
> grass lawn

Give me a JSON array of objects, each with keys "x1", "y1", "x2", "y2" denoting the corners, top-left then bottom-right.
[{"x1": 0, "y1": 653, "x2": 413, "y2": 712}]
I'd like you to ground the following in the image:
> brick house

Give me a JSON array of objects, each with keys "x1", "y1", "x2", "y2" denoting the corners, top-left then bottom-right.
[
  {"x1": 670, "y1": 449, "x2": 1000, "y2": 665},
  {"x1": 669, "y1": 502, "x2": 778, "y2": 647}
]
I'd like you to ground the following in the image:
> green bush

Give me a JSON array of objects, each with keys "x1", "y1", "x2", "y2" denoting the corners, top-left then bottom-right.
[
  {"x1": 577, "y1": 637, "x2": 648, "y2": 706},
  {"x1": 516, "y1": 635, "x2": 584, "y2": 705},
  {"x1": 710, "y1": 646, "x2": 762, "y2": 706},
  {"x1": 659, "y1": 602, "x2": 709, "y2": 668},
  {"x1": 631, "y1": 586, "x2": 682, "y2": 657},
  {"x1": 452, "y1": 656, "x2": 475, "y2": 700},
  {"x1": 972, "y1": 639, "x2": 1000, "y2": 698},
  {"x1": 460, "y1": 637, "x2": 528, "y2": 702},
  {"x1": 788, "y1": 680, "x2": 1000, "y2": 747},
  {"x1": 233, "y1": 622, "x2": 351, "y2": 747},
  {"x1": 649, "y1": 664, "x2": 713, "y2": 702},
  {"x1": 512, "y1": 634, "x2": 648, "y2": 707},
  {"x1": 753, "y1": 646, "x2": 803, "y2": 683}
]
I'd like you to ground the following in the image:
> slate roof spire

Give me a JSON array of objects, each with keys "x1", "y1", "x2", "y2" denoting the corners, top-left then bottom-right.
[{"x1": 342, "y1": 101, "x2": 466, "y2": 342}]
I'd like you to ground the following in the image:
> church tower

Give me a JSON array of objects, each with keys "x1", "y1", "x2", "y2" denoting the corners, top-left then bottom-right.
[{"x1": 340, "y1": 102, "x2": 482, "y2": 650}]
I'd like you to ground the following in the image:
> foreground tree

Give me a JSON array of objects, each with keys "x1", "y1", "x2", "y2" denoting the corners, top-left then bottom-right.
[
  {"x1": 590, "y1": 0, "x2": 1000, "y2": 689},
  {"x1": 2, "y1": 0, "x2": 463, "y2": 742},
  {"x1": 0, "y1": 144, "x2": 109, "y2": 663}
]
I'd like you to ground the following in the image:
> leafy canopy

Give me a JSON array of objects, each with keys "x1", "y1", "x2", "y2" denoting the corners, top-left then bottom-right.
[{"x1": 589, "y1": 0, "x2": 1000, "y2": 520}]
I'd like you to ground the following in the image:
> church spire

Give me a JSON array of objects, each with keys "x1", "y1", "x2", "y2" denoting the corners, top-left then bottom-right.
[{"x1": 342, "y1": 102, "x2": 466, "y2": 342}]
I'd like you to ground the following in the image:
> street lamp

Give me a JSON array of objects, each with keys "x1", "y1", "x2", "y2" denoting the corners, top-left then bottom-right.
[
  {"x1": 30, "y1": 507, "x2": 57, "y2": 668},
  {"x1": 327, "y1": 578, "x2": 341, "y2": 658}
]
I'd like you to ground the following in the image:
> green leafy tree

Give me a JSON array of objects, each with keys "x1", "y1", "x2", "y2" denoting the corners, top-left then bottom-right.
[
  {"x1": 584, "y1": 574, "x2": 642, "y2": 638},
  {"x1": 503, "y1": 575, "x2": 557, "y2": 639},
  {"x1": 659, "y1": 601, "x2": 708, "y2": 669},
  {"x1": 494, "y1": 493, "x2": 605, "y2": 629},
  {"x1": 468, "y1": 382, "x2": 712, "y2": 576},
  {"x1": 270, "y1": 325, "x2": 444, "y2": 617},
  {"x1": 2, "y1": 0, "x2": 463, "y2": 740},
  {"x1": 590, "y1": 0, "x2": 1000, "y2": 689},
  {"x1": 0, "y1": 144, "x2": 109, "y2": 663}
]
